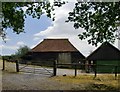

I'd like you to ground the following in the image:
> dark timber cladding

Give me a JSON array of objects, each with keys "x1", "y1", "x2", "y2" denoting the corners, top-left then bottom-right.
[
  {"x1": 31, "y1": 39, "x2": 85, "y2": 64},
  {"x1": 87, "y1": 42, "x2": 120, "y2": 73}
]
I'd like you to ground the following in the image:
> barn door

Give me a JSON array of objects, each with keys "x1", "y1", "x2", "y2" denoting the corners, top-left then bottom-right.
[{"x1": 58, "y1": 53, "x2": 71, "y2": 64}]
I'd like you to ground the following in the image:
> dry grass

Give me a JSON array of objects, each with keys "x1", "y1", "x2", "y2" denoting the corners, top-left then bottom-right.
[
  {"x1": 0, "y1": 60, "x2": 3, "y2": 69},
  {"x1": 1, "y1": 59, "x2": 120, "y2": 90},
  {"x1": 51, "y1": 74, "x2": 120, "y2": 90},
  {"x1": 0, "y1": 59, "x2": 17, "y2": 74}
]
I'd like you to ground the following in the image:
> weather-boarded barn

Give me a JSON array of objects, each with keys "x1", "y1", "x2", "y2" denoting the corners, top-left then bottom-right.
[
  {"x1": 87, "y1": 42, "x2": 120, "y2": 73},
  {"x1": 29, "y1": 39, "x2": 85, "y2": 66}
]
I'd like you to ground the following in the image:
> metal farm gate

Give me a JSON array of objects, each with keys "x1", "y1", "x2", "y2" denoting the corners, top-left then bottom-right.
[{"x1": 18, "y1": 62, "x2": 53, "y2": 76}]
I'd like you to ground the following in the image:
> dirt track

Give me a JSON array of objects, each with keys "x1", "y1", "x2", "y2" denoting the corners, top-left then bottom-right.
[
  {"x1": 2, "y1": 71, "x2": 81, "y2": 90},
  {"x1": 1, "y1": 61, "x2": 81, "y2": 90}
]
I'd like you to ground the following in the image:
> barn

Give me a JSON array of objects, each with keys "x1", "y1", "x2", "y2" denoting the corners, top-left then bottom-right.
[
  {"x1": 87, "y1": 42, "x2": 120, "y2": 73},
  {"x1": 28, "y1": 39, "x2": 85, "y2": 66}
]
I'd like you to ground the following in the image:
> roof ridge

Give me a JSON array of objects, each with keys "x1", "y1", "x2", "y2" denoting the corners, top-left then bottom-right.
[{"x1": 44, "y1": 39, "x2": 69, "y2": 40}]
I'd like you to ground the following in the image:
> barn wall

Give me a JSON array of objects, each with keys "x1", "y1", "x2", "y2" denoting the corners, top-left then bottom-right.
[
  {"x1": 57, "y1": 52, "x2": 85, "y2": 64},
  {"x1": 96, "y1": 60, "x2": 120, "y2": 73},
  {"x1": 58, "y1": 53, "x2": 71, "y2": 64},
  {"x1": 71, "y1": 52, "x2": 85, "y2": 63},
  {"x1": 32, "y1": 52, "x2": 58, "y2": 60},
  {"x1": 26, "y1": 52, "x2": 85, "y2": 68},
  {"x1": 27, "y1": 52, "x2": 58, "y2": 66}
]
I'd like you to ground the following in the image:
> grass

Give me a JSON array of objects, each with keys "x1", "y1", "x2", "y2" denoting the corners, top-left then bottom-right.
[
  {"x1": 1, "y1": 59, "x2": 120, "y2": 90},
  {"x1": 0, "y1": 60, "x2": 2, "y2": 69},
  {"x1": 0, "y1": 59, "x2": 16, "y2": 73},
  {"x1": 51, "y1": 74, "x2": 120, "y2": 90}
]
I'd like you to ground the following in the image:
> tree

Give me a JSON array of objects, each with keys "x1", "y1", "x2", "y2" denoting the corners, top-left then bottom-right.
[
  {"x1": 14, "y1": 45, "x2": 30, "y2": 59},
  {"x1": 66, "y1": 2, "x2": 120, "y2": 46},
  {"x1": 1, "y1": 1, "x2": 120, "y2": 46},
  {"x1": 1, "y1": 1, "x2": 65, "y2": 39}
]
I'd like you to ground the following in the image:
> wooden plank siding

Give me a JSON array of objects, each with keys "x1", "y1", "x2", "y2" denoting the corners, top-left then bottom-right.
[
  {"x1": 96, "y1": 60, "x2": 120, "y2": 73},
  {"x1": 87, "y1": 42, "x2": 120, "y2": 73}
]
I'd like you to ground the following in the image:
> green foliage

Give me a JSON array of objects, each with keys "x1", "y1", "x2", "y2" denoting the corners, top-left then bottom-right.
[
  {"x1": 1, "y1": 2, "x2": 53, "y2": 38},
  {"x1": 67, "y1": 2, "x2": 120, "y2": 46},
  {"x1": 2, "y1": 55, "x2": 11, "y2": 60},
  {"x1": 1, "y1": 1, "x2": 66, "y2": 39},
  {"x1": 1, "y1": 1, "x2": 120, "y2": 46},
  {"x1": 15, "y1": 45, "x2": 30, "y2": 59}
]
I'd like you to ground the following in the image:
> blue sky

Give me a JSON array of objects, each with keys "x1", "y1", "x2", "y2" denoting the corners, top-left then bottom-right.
[
  {"x1": 0, "y1": 1, "x2": 119, "y2": 57},
  {"x1": 1, "y1": 15, "x2": 52, "y2": 55}
]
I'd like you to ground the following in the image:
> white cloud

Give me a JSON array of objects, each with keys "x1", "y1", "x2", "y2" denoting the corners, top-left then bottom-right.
[
  {"x1": 0, "y1": 45, "x2": 4, "y2": 49},
  {"x1": 0, "y1": 41, "x2": 26, "y2": 55},
  {"x1": 33, "y1": 2, "x2": 119, "y2": 57},
  {"x1": 17, "y1": 41, "x2": 26, "y2": 46},
  {"x1": 33, "y1": 37, "x2": 40, "y2": 41},
  {"x1": 0, "y1": 44, "x2": 19, "y2": 55},
  {"x1": 0, "y1": 36, "x2": 11, "y2": 42},
  {"x1": 0, "y1": 45, "x2": 18, "y2": 50},
  {"x1": 4, "y1": 38, "x2": 11, "y2": 41},
  {"x1": 33, "y1": 2, "x2": 98, "y2": 57}
]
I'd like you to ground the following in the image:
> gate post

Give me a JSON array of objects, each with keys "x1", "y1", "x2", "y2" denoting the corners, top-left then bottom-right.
[
  {"x1": 2, "y1": 57, "x2": 5, "y2": 71},
  {"x1": 75, "y1": 64, "x2": 77, "y2": 76},
  {"x1": 16, "y1": 60, "x2": 19, "y2": 72},
  {"x1": 94, "y1": 64, "x2": 97, "y2": 79},
  {"x1": 53, "y1": 60, "x2": 57, "y2": 76},
  {"x1": 115, "y1": 66, "x2": 117, "y2": 80}
]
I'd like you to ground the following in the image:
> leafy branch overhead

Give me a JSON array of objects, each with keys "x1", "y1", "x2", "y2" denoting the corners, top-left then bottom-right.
[
  {"x1": 1, "y1": 1, "x2": 65, "y2": 39},
  {"x1": 1, "y1": 1, "x2": 120, "y2": 46},
  {"x1": 66, "y1": 2, "x2": 120, "y2": 46}
]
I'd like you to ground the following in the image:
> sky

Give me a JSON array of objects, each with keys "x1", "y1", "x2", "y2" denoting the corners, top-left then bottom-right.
[{"x1": 0, "y1": 1, "x2": 119, "y2": 57}]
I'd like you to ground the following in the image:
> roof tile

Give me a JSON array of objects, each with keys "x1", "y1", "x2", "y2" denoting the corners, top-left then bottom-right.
[{"x1": 32, "y1": 39, "x2": 79, "y2": 52}]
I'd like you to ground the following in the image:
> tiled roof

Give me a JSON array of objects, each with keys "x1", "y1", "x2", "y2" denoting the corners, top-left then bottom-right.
[{"x1": 31, "y1": 39, "x2": 79, "y2": 52}]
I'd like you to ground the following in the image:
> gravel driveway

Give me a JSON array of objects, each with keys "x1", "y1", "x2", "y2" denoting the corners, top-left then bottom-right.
[
  {"x1": 1, "y1": 62, "x2": 84, "y2": 90},
  {"x1": 2, "y1": 68, "x2": 83, "y2": 90},
  {"x1": 19, "y1": 63, "x2": 83, "y2": 75}
]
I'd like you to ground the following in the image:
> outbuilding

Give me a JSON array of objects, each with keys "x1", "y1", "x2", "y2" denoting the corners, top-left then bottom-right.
[{"x1": 87, "y1": 42, "x2": 120, "y2": 73}]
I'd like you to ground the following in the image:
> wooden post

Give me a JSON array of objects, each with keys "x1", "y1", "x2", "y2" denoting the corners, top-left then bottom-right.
[
  {"x1": 2, "y1": 57, "x2": 5, "y2": 71},
  {"x1": 115, "y1": 66, "x2": 117, "y2": 80},
  {"x1": 16, "y1": 60, "x2": 19, "y2": 72},
  {"x1": 85, "y1": 60, "x2": 89, "y2": 73},
  {"x1": 53, "y1": 60, "x2": 57, "y2": 76},
  {"x1": 94, "y1": 64, "x2": 97, "y2": 79},
  {"x1": 75, "y1": 64, "x2": 77, "y2": 76}
]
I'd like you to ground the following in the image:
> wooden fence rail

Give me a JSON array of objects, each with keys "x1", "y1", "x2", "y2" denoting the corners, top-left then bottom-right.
[
  {"x1": 2, "y1": 58, "x2": 119, "y2": 79},
  {"x1": 53, "y1": 61, "x2": 120, "y2": 79},
  {"x1": 2, "y1": 58, "x2": 19, "y2": 72}
]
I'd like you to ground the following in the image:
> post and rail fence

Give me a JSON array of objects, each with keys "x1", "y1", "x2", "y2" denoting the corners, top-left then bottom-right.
[
  {"x1": 53, "y1": 61, "x2": 120, "y2": 79},
  {"x1": 2, "y1": 57, "x2": 19, "y2": 72},
  {"x1": 2, "y1": 58, "x2": 120, "y2": 79}
]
